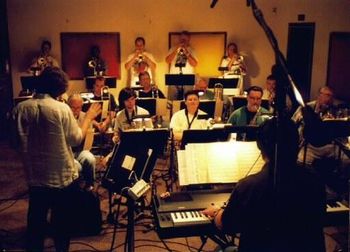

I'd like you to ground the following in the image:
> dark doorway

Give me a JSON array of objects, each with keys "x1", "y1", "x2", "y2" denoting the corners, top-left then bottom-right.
[
  {"x1": 327, "y1": 32, "x2": 350, "y2": 102},
  {"x1": 286, "y1": 23, "x2": 315, "y2": 102}
]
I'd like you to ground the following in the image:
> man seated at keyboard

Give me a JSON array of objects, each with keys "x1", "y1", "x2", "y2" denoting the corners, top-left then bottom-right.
[{"x1": 202, "y1": 117, "x2": 326, "y2": 252}]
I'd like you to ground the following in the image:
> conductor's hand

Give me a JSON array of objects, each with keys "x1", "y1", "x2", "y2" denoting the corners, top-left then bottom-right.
[{"x1": 86, "y1": 102, "x2": 102, "y2": 121}]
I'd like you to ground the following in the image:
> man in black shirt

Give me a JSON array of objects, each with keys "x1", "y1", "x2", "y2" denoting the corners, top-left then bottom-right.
[
  {"x1": 137, "y1": 71, "x2": 165, "y2": 98},
  {"x1": 203, "y1": 118, "x2": 326, "y2": 252}
]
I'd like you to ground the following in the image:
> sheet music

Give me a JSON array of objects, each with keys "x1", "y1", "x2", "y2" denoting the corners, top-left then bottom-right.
[{"x1": 177, "y1": 141, "x2": 264, "y2": 186}]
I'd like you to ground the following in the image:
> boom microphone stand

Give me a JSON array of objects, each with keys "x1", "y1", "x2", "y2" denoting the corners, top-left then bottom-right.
[{"x1": 247, "y1": 0, "x2": 304, "y2": 192}]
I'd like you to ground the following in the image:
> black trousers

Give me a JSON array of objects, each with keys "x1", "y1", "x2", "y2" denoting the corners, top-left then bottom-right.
[{"x1": 26, "y1": 183, "x2": 76, "y2": 252}]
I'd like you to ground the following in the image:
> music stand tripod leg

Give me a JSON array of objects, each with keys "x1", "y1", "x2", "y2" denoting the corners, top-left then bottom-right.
[{"x1": 125, "y1": 196, "x2": 136, "y2": 252}]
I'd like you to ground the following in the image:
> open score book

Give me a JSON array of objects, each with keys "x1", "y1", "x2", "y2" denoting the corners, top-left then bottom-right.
[{"x1": 177, "y1": 141, "x2": 265, "y2": 186}]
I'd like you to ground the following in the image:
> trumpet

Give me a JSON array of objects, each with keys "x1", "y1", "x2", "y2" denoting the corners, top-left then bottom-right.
[
  {"x1": 88, "y1": 60, "x2": 96, "y2": 68},
  {"x1": 137, "y1": 54, "x2": 144, "y2": 63},
  {"x1": 101, "y1": 86, "x2": 110, "y2": 100},
  {"x1": 37, "y1": 57, "x2": 46, "y2": 66}
]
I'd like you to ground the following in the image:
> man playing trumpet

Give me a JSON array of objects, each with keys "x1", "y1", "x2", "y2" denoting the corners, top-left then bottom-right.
[
  {"x1": 29, "y1": 40, "x2": 59, "y2": 76},
  {"x1": 125, "y1": 37, "x2": 156, "y2": 88},
  {"x1": 166, "y1": 31, "x2": 198, "y2": 100}
]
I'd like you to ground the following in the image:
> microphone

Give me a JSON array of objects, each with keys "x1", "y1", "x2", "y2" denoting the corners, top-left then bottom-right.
[{"x1": 210, "y1": 0, "x2": 218, "y2": 8}]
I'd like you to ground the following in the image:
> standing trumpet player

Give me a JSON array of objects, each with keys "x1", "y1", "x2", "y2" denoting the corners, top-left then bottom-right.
[
  {"x1": 28, "y1": 40, "x2": 59, "y2": 76},
  {"x1": 166, "y1": 31, "x2": 198, "y2": 100},
  {"x1": 125, "y1": 37, "x2": 156, "y2": 88}
]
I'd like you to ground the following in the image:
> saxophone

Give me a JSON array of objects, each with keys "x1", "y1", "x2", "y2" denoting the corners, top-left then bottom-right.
[{"x1": 249, "y1": 106, "x2": 261, "y2": 126}]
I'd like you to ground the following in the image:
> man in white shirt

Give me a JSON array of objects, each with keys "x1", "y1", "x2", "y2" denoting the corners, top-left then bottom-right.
[
  {"x1": 125, "y1": 37, "x2": 156, "y2": 88},
  {"x1": 165, "y1": 31, "x2": 198, "y2": 100},
  {"x1": 13, "y1": 67, "x2": 101, "y2": 252}
]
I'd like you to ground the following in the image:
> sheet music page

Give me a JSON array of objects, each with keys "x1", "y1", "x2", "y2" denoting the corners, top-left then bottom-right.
[
  {"x1": 177, "y1": 150, "x2": 192, "y2": 185},
  {"x1": 177, "y1": 141, "x2": 265, "y2": 186},
  {"x1": 185, "y1": 144, "x2": 209, "y2": 184},
  {"x1": 234, "y1": 141, "x2": 265, "y2": 178},
  {"x1": 206, "y1": 142, "x2": 239, "y2": 183}
]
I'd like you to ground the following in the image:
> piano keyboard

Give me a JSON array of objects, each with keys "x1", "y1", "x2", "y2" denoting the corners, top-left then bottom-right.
[
  {"x1": 326, "y1": 201, "x2": 349, "y2": 212},
  {"x1": 170, "y1": 210, "x2": 211, "y2": 226}
]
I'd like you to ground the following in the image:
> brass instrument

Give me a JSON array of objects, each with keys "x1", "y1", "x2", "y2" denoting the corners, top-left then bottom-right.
[
  {"x1": 88, "y1": 60, "x2": 98, "y2": 76},
  {"x1": 214, "y1": 83, "x2": 224, "y2": 123},
  {"x1": 137, "y1": 54, "x2": 144, "y2": 63},
  {"x1": 88, "y1": 60, "x2": 97, "y2": 68},
  {"x1": 249, "y1": 106, "x2": 261, "y2": 126},
  {"x1": 101, "y1": 86, "x2": 110, "y2": 100},
  {"x1": 101, "y1": 86, "x2": 111, "y2": 122},
  {"x1": 37, "y1": 57, "x2": 46, "y2": 66},
  {"x1": 214, "y1": 83, "x2": 224, "y2": 101}
]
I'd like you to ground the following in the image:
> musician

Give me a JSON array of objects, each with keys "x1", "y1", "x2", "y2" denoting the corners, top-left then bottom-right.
[
  {"x1": 166, "y1": 31, "x2": 198, "y2": 100},
  {"x1": 262, "y1": 75, "x2": 276, "y2": 105},
  {"x1": 292, "y1": 86, "x2": 337, "y2": 166},
  {"x1": 90, "y1": 76, "x2": 117, "y2": 133},
  {"x1": 138, "y1": 71, "x2": 165, "y2": 98},
  {"x1": 262, "y1": 74, "x2": 293, "y2": 114},
  {"x1": 227, "y1": 86, "x2": 269, "y2": 140},
  {"x1": 125, "y1": 37, "x2": 156, "y2": 88},
  {"x1": 170, "y1": 90, "x2": 208, "y2": 142},
  {"x1": 194, "y1": 77, "x2": 215, "y2": 100},
  {"x1": 84, "y1": 45, "x2": 107, "y2": 76},
  {"x1": 12, "y1": 67, "x2": 101, "y2": 252},
  {"x1": 113, "y1": 87, "x2": 150, "y2": 143},
  {"x1": 202, "y1": 118, "x2": 326, "y2": 252},
  {"x1": 220, "y1": 42, "x2": 247, "y2": 77},
  {"x1": 68, "y1": 94, "x2": 96, "y2": 190},
  {"x1": 28, "y1": 40, "x2": 59, "y2": 75}
]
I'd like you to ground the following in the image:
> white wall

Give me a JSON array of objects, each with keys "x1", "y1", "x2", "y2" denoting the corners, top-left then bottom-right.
[{"x1": 7, "y1": 0, "x2": 350, "y2": 100}]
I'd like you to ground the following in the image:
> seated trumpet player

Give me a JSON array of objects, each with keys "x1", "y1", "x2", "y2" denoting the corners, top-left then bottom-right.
[
  {"x1": 138, "y1": 71, "x2": 165, "y2": 98},
  {"x1": 90, "y1": 76, "x2": 117, "y2": 133},
  {"x1": 125, "y1": 37, "x2": 156, "y2": 88},
  {"x1": 28, "y1": 40, "x2": 59, "y2": 76},
  {"x1": 113, "y1": 88, "x2": 151, "y2": 143},
  {"x1": 170, "y1": 90, "x2": 209, "y2": 143},
  {"x1": 84, "y1": 45, "x2": 107, "y2": 76},
  {"x1": 228, "y1": 86, "x2": 269, "y2": 141}
]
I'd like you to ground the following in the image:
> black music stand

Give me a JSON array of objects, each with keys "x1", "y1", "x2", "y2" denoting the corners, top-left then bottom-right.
[
  {"x1": 180, "y1": 128, "x2": 231, "y2": 150},
  {"x1": 208, "y1": 78, "x2": 238, "y2": 89},
  {"x1": 103, "y1": 129, "x2": 168, "y2": 252},
  {"x1": 103, "y1": 129, "x2": 169, "y2": 193},
  {"x1": 224, "y1": 125, "x2": 260, "y2": 141},
  {"x1": 20, "y1": 76, "x2": 41, "y2": 92},
  {"x1": 178, "y1": 100, "x2": 216, "y2": 118},
  {"x1": 85, "y1": 76, "x2": 117, "y2": 89},
  {"x1": 165, "y1": 74, "x2": 195, "y2": 100},
  {"x1": 136, "y1": 98, "x2": 157, "y2": 116}
]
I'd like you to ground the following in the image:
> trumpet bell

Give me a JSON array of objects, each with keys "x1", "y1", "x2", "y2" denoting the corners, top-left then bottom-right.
[{"x1": 88, "y1": 60, "x2": 96, "y2": 68}]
